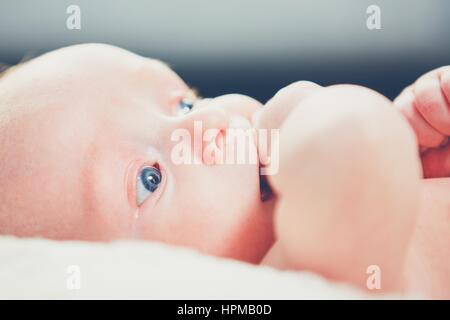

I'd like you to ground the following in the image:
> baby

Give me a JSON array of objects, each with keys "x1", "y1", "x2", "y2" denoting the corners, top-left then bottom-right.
[{"x1": 0, "y1": 44, "x2": 448, "y2": 298}]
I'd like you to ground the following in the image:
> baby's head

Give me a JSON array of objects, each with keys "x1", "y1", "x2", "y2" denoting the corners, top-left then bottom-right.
[{"x1": 0, "y1": 44, "x2": 274, "y2": 263}]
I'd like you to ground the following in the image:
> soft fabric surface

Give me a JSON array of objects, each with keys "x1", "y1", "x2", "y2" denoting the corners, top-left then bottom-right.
[{"x1": 0, "y1": 236, "x2": 397, "y2": 299}]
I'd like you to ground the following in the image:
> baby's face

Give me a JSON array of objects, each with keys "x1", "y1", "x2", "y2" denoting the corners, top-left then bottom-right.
[{"x1": 0, "y1": 44, "x2": 274, "y2": 263}]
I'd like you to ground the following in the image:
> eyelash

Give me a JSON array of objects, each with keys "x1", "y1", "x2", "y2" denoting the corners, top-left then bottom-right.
[
  {"x1": 174, "y1": 88, "x2": 199, "y2": 115},
  {"x1": 176, "y1": 98, "x2": 194, "y2": 115},
  {"x1": 126, "y1": 159, "x2": 162, "y2": 209},
  {"x1": 135, "y1": 163, "x2": 164, "y2": 207},
  {"x1": 136, "y1": 165, "x2": 160, "y2": 204},
  {"x1": 131, "y1": 88, "x2": 198, "y2": 207}
]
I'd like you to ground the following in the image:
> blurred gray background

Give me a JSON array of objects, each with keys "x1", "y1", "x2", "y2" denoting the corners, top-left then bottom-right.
[{"x1": 0, "y1": 0, "x2": 449, "y2": 101}]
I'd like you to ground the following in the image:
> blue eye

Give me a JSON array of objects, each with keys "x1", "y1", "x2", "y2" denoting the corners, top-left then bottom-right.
[
  {"x1": 136, "y1": 166, "x2": 162, "y2": 206},
  {"x1": 176, "y1": 98, "x2": 194, "y2": 115}
]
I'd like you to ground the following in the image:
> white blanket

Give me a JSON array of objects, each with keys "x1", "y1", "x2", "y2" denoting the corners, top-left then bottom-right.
[{"x1": 0, "y1": 236, "x2": 398, "y2": 299}]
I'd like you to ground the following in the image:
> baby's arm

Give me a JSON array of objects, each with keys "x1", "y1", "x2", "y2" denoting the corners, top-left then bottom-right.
[{"x1": 260, "y1": 84, "x2": 421, "y2": 293}]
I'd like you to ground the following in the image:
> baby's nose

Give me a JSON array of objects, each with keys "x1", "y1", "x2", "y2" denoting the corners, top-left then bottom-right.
[
  {"x1": 178, "y1": 100, "x2": 230, "y2": 133},
  {"x1": 211, "y1": 94, "x2": 262, "y2": 122}
]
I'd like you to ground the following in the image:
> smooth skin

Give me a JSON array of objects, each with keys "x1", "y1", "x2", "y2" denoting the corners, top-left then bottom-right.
[
  {"x1": 0, "y1": 44, "x2": 274, "y2": 263},
  {"x1": 395, "y1": 66, "x2": 450, "y2": 299},
  {"x1": 258, "y1": 83, "x2": 421, "y2": 294},
  {"x1": 258, "y1": 71, "x2": 450, "y2": 298},
  {"x1": 0, "y1": 44, "x2": 448, "y2": 297}
]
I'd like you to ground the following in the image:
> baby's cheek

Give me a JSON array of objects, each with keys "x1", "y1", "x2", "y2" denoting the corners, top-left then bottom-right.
[
  {"x1": 188, "y1": 190, "x2": 273, "y2": 263},
  {"x1": 137, "y1": 173, "x2": 273, "y2": 263},
  {"x1": 213, "y1": 201, "x2": 274, "y2": 263}
]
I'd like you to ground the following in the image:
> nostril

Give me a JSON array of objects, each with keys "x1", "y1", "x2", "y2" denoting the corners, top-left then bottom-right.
[
  {"x1": 215, "y1": 129, "x2": 226, "y2": 150},
  {"x1": 202, "y1": 129, "x2": 226, "y2": 166}
]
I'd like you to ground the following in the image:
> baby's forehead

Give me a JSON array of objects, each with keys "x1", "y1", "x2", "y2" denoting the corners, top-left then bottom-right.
[
  {"x1": 3, "y1": 44, "x2": 178, "y2": 110},
  {"x1": 54, "y1": 44, "x2": 173, "y2": 77},
  {"x1": 3, "y1": 44, "x2": 172, "y2": 90},
  {"x1": 0, "y1": 43, "x2": 186, "y2": 153}
]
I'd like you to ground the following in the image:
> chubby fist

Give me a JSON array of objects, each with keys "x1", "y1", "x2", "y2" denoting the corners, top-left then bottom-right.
[{"x1": 394, "y1": 66, "x2": 450, "y2": 178}]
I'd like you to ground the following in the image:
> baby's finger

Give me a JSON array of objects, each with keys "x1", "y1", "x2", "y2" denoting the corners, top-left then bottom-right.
[
  {"x1": 421, "y1": 144, "x2": 450, "y2": 178},
  {"x1": 414, "y1": 71, "x2": 450, "y2": 136},
  {"x1": 440, "y1": 66, "x2": 450, "y2": 112},
  {"x1": 394, "y1": 86, "x2": 446, "y2": 148}
]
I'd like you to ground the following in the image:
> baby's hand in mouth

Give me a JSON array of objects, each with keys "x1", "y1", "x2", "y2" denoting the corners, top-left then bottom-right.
[{"x1": 255, "y1": 81, "x2": 322, "y2": 203}]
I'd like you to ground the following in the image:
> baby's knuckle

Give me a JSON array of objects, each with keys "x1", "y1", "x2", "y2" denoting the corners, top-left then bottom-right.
[
  {"x1": 440, "y1": 68, "x2": 450, "y2": 97},
  {"x1": 274, "y1": 81, "x2": 319, "y2": 98}
]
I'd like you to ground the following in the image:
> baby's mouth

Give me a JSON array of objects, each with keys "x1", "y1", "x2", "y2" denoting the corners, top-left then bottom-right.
[
  {"x1": 251, "y1": 111, "x2": 275, "y2": 202},
  {"x1": 259, "y1": 171, "x2": 274, "y2": 202}
]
